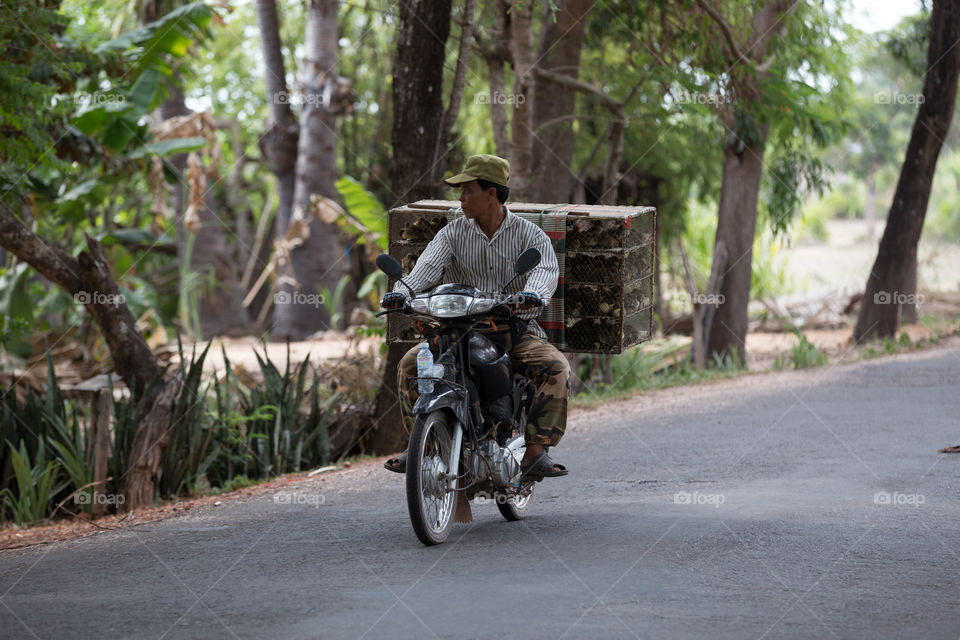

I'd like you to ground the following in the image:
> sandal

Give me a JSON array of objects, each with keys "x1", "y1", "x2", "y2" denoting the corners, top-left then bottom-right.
[
  {"x1": 519, "y1": 452, "x2": 568, "y2": 482},
  {"x1": 383, "y1": 452, "x2": 407, "y2": 474}
]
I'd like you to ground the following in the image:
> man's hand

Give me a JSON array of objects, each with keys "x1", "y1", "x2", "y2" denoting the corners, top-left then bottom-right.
[
  {"x1": 380, "y1": 292, "x2": 406, "y2": 310},
  {"x1": 513, "y1": 291, "x2": 543, "y2": 310}
]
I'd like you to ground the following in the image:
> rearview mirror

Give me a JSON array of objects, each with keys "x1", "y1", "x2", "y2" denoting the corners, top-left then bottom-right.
[
  {"x1": 376, "y1": 253, "x2": 403, "y2": 279},
  {"x1": 513, "y1": 248, "x2": 541, "y2": 276}
]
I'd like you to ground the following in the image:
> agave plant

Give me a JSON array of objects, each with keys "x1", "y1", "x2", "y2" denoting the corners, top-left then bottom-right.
[{"x1": 1, "y1": 440, "x2": 64, "y2": 525}]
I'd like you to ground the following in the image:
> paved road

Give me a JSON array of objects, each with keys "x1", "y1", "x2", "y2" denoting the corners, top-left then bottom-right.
[{"x1": 2, "y1": 346, "x2": 960, "y2": 639}]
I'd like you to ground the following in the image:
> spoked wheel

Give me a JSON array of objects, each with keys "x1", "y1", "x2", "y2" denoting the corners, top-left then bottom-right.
[
  {"x1": 406, "y1": 411, "x2": 457, "y2": 545},
  {"x1": 496, "y1": 482, "x2": 535, "y2": 521}
]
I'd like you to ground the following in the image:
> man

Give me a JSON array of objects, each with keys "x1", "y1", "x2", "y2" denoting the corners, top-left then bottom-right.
[{"x1": 381, "y1": 154, "x2": 570, "y2": 480}]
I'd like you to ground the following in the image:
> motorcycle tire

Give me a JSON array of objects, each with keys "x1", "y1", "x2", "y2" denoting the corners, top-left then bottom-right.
[
  {"x1": 406, "y1": 410, "x2": 457, "y2": 545},
  {"x1": 496, "y1": 484, "x2": 535, "y2": 521}
]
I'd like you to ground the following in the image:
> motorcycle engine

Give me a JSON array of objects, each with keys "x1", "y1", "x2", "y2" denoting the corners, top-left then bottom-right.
[{"x1": 468, "y1": 440, "x2": 521, "y2": 487}]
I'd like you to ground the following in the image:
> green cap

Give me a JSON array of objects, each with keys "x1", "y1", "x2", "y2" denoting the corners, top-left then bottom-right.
[{"x1": 444, "y1": 154, "x2": 510, "y2": 188}]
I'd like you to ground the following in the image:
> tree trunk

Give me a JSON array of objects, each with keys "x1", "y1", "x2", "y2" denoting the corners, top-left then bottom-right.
[
  {"x1": 479, "y1": 0, "x2": 511, "y2": 160},
  {"x1": 161, "y1": 87, "x2": 249, "y2": 339},
  {"x1": 854, "y1": 0, "x2": 960, "y2": 343},
  {"x1": 256, "y1": 0, "x2": 299, "y2": 235},
  {"x1": 901, "y1": 259, "x2": 919, "y2": 324},
  {"x1": 0, "y1": 204, "x2": 176, "y2": 508},
  {"x1": 527, "y1": 0, "x2": 595, "y2": 202},
  {"x1": 865, "y1": 163, "x2": 877, "y2": 241},
  {"x1": 432, "y1": 0, "x2": 475, "y2": 187},
  {"x1": 696, "y1": 0, "x2": 788, "y2": 367},
  {"x1": 508, "y1": 0, "x2": 535, "y2": 200},
  {"x1": 273, "y1": 0, "x2": 345, "y2": 339},
  {"x1": 704, "y1": 136, "x2": 766, "y2": 366},
  {"x1": 600, "y1": 119, "x2": 626, "y2": 205},
  {"x1": 368, "y1": 0, "x2": 453, "y2": 454},
  {"x1": 390, "y1": 0, "x2": 452, "y2": 204}
]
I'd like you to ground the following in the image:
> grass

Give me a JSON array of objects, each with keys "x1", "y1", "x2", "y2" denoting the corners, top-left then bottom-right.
[
  {"x1": 572, "y1": 312, "x2": 960, "y2": 409},
  {"x1": 773, "y1": 327, "x2": 829, "y2": 370},
  {"x1": 571, "y1": 341, "x2": 746, "y2": 409}
]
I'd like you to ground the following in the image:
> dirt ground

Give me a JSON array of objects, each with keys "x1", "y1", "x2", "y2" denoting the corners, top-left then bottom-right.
[
  {"x1": 745, "y1": 322, "x2": 948, "y2": 371},
  {"x1": 784, "y1": 219, "x2": 960, "y2": 295}
]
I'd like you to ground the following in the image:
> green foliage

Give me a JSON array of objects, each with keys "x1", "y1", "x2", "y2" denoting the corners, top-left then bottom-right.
[
  {"x1": 926, "y1": 152, "x2": 960, "y2": 241},
  {"x1": 0, "y1": 315, "x2": 30, "y2": 352},
  {"x1": 177, "y1": 233, "x2": 212, "y2": 338},
  {"x1": 43, "y1": 349, "x2": 96, "y2": 514},
  {"x1": 357, "y1": 270, "x2": 388, "y2": 310},
  {"x1": 572, "y1": 339, "x2": 743, "y2": 406},
  {"x1": 0, "y1": 1, "x2": 75, "y2": 194},
  {"x1": 0, "y1": 263, "x2": 33, "y2": 356},
  {"x1": 1, "y1": 441, "x2": 62, "y2": 525},
  {"x1": 773, "y1": 328, "x2": 828, "y2": 370},
  {"x1": 157, "y1": 339, "x2": 216, "y2": 498},
  {"x1": 207, "y1": 343, "x2": 339, "y2": 484},
  {"x1": 210, "y1": 474, "x2": 258, "y2": 495},
  {"x1": 320, "y1": 275, "x2": 351, "y2": 332},
  {"x1": 1, "y1": 1, "x2": 224, "y2": 346},
  {"x1": 663, "y1": 199, "x2": 792, "y2": 316},
  {"x1": 883, "y1": 10, "x2": 932, "y2": 77},
  {"x1": 2, "y1": 1, "x2": 218, "y2": 206},
  {"x1": 750, "y1": 234, "x2": 794, "y2": 301},
  {"x1": 73, "y1": 3, "x2": 216, "y2": 151},
  {"x1": 335, "y1": 176, "x2": 388, "y2": 251}
]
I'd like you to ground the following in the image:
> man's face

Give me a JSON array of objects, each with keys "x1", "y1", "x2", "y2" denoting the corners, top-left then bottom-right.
[{"x1": 458, "y1": 180, "x2": 496, "y2": 218}]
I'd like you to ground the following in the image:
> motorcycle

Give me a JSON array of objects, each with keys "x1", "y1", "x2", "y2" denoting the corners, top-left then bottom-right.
[{"x1": 375, "y1": 248, "x2": 545, "y2": 545}]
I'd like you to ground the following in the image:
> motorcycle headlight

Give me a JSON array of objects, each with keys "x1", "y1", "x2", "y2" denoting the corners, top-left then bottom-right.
[
  {"x1": 429, "y1": 294, "x2": 472, "y2": 317},
  {"x1": 468, "y1": 297, "x2": 497, "y2": 314},
  {"x1": 409, "y1": 298, "x2": 429, "y2": 313}
]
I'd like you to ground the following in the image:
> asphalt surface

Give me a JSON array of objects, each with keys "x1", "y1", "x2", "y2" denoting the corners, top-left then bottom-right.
[{"x1": 2, "y1": 345, "x2": 960, "y2": 640}]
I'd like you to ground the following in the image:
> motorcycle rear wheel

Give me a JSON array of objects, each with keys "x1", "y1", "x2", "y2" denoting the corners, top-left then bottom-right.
[{"x1": 406, "y1": 411, "x2": 456, "y2": 545}]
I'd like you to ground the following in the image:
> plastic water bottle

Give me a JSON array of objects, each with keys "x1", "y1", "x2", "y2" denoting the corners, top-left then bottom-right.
[{"x1": 417, "y1": 343, "x2": 434, "y2": 394}]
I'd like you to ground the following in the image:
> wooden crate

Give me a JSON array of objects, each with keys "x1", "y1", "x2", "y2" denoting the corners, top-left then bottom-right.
[{"x1": 386, "y1": 201, "x2": 656, "y2": 353}]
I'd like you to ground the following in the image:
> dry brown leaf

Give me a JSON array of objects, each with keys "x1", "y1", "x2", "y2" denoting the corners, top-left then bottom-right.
[{"x1": 310, "y1": 194, "x2": 344, "y2": 224}]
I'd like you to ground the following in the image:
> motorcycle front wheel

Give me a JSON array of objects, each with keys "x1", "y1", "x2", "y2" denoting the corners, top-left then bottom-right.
[{"x1": 406, "y1": 410, "x2": 456, "y2": 545}]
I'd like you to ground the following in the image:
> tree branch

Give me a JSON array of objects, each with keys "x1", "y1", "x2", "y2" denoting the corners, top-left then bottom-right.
[
  {"x1": 694, "y1": 0, "x2": 752, "y2": 67},
  {"x1": 534, "y1": 66, "x2": 622, "y2": 116},
  {"x1": 0, "y1": 202, "x2": 84, "y2": 292},
  {"x1": 0, "y1": 201, "x2": 164, "y2": 395},
  {"x1": 435, "y1": 0, "x2": 476, "y2": 172}
]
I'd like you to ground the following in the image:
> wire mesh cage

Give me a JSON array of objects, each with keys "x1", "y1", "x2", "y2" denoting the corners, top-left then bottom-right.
[{"x1": 385, "y1": 201, "x2": 656, "y2": 353}]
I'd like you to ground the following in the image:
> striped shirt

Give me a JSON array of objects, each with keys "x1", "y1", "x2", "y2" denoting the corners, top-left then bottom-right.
[{"x1": 394, "y1": 207, "x2": 559, "y2": 337}]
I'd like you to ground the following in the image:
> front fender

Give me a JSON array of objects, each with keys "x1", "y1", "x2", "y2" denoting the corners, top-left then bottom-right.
[{"x1": 412, "y1": 386, "x2": 468, "y2": 426}]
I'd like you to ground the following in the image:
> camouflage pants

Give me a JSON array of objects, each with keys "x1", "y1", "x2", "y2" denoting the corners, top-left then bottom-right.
[{"x1": 397, "y1": 333, "x2": 570, "y2": 446}]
